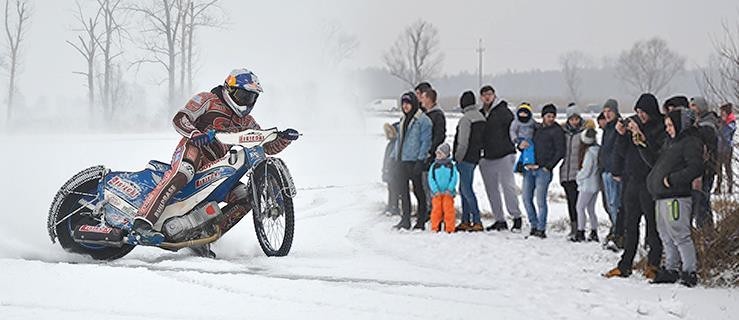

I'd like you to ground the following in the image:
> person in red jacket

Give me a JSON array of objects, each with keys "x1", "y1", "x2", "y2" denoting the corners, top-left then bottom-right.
[{"x1": 132, "y1": 68, "x2": 299, "y2": 245}]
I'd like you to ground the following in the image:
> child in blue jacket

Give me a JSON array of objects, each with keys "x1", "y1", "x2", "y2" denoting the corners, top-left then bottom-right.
[{"x1": 427, "y1": 143, "x2": 458, "y2": 233}]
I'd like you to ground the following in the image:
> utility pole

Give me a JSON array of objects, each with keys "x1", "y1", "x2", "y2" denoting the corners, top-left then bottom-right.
[{"x1": 476, "y1": 38, "x2": 485, "y2": 89}]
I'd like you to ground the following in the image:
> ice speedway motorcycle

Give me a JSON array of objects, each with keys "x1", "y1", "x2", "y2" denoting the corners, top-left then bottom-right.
[{"x1": 46, "y1": 128, "x2": 297, "y2": 260}]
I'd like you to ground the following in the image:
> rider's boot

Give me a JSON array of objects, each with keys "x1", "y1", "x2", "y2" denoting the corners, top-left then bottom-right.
[
  {"x1": 190, "y1": 244, "x2": 216, "y2": 258},
  {"x1": 131, "y1": 219, "x2": 165, "y2": 245}
]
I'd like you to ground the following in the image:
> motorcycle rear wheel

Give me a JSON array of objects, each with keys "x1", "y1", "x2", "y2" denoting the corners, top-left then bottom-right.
[{"x1": 48, "y1": 166, "x2": 135, "y2": 260}]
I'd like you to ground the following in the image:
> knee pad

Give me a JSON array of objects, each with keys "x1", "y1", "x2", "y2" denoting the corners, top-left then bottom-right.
[{"x1": 178, "y1": 161, "x2": 195, "y2": 182}]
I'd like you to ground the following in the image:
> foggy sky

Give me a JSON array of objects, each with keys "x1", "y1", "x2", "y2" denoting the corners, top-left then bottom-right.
[{"x1": 11, "y1": 0, "x2": 739, "y2": 108}]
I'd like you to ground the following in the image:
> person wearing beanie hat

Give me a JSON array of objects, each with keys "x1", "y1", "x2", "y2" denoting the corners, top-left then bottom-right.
[
  {"x1": 520, "y1": 103, "x2": 565, "y2": 238},
  {"x1": 436, "y1": 142, "x2": 451, "y2": 156},
  {"x1": 382, "y1": 122, "x2": 401, "y2": 215},
  {"x1": 642, "y1": 108, "x2": 704, "y2": 287},
  {"x1": 427, "y1": 142, "x2": 458, "y2": 233},
  {"x1": 605, "y1": 93, "x2": 666, "y2": 280},
  {"x1": 460, "y1": 91, "x2": 476, "y2": 108},
  {"x1": 689, "y1": 96, "x2": 709, "y2": 114},
  {"x1": 689, "y1": 96, "x2": 719, "y2": 229},
  {"x1": 603, "y1": 99, "x2": 619, "y2": 116},
  {"x1": 508, "y1": 103, "x2": 538, "y2": 177},
  {"x1": 560, "y1": 106, "x2": 584, "y2": 238},
  {"x1": 478, "y1": 85, "x2": 524, "y2": 232},
  {"x1": 541, "y1": 104, "x2": 557, "y2": 118},
  {"x1": 392, "y1": 91, "x2": 433, "y2": 230},
  {"x1": 453, "y1": 90, "x2": 487, "y2": 232},
  {"x1": 599, "y1": 98, "x2": 624, "y2": 246},
  {"x1": 663, "y1": 95, "x2": 689, "y2": 114},
  {"x1": 572, "y1": 128, "x2": 601, "y2": 242}
]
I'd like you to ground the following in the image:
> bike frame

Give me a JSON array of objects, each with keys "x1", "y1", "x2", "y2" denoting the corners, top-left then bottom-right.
[{"x1": 96, "y1": 128, "x2": 296, "y2": 236}]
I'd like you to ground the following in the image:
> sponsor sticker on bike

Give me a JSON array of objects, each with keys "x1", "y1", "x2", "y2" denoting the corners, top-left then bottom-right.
[
  {"x1": 79, "y1": 225, "x2": 113, "y2": 234},
  {"x1": 107, "y1": 176, "x2": 142, "y2": 199},
  {"x1": 239, "y1": 132, "x2": 264, "y2": 143}
]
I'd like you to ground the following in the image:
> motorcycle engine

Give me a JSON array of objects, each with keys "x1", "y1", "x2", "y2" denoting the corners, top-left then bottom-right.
[{"x1": 162, "y1": 201, "x2": 223, "y2": 242}]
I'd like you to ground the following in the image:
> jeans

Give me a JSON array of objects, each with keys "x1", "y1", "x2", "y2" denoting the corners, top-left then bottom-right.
[
  {"x1": 523, "y1": 168, "x2": 553, "y2": 231},
  {"x1": 602, "y1": 171, "x2": 622, "y2": 234},
  {"x1": 397, "y1": 161, "x2": 428, "y2": 225},
  {"x1": 457, "y1": 161, "x2": 481, "y2": 224}
]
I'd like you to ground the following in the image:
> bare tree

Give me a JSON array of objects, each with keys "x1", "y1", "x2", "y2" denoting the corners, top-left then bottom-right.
[
  {"x1": 94, "y1": 0, "x2": 127, "y2": 120},
  {"x1": 3, "y1": 0, "x2": 30, "y2": 121},
  {"x1": 321, "y1": 20, "x2": 359, "y2": 68},
  {"x1": 179, "y1": 0, "x2": 220, "y2": 97},
  {"x1": 67, "y1": 1, "x2": 102, "y2": 114},
  {"x1": 559, "y1": 51, "x2": 589, "y2": 104},
  {"x1": 383, "y1": 19, "x2": 443, "y2": 87},
  {"x1": 615, "y1": 37, "x2": 685, "y2": 96},
  {"x1": 699, "y1": 20, "x2": 739, "y2": 105},
  {"x1": 129, "y1": 0, "x2": 185, "y2": 111}
]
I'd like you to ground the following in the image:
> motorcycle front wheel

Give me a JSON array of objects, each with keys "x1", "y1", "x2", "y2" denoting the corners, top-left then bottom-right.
[{"x1": 250, "y1": 162, "x2": 295, "y2": 257}]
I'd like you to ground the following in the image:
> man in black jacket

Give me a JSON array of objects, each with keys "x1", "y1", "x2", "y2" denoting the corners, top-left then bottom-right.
[
  {"x1": 643, "y1": 108, "x2": 703, "y2": 287},
  {"x1": 599, "y1": 99, "x2": 625, "y2": 247},
  {"x1": 477, "y1": 85, "x2": 523, "y2": 232},
  {"x1": 605, "y1": 93, "x2": 665, "y2": 279},
  {"x1": 419, "y1": 86, "x2": 446, "y2": 222},
  {"x1": 520, "y1": 104, "x2": 565, "y2": 238}
]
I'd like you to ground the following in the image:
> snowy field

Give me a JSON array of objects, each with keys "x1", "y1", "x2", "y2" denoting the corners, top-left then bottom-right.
[{"x1": 0, "y1": 114, "x2": 736, "y2": 320}]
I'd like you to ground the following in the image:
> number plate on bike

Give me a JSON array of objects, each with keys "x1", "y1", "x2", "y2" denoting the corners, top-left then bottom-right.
[{"x1": 245, "y1": 146, "x2": 266, "y2": 166}]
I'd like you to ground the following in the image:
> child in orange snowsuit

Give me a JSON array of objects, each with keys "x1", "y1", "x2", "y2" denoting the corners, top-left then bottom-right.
[{"x1": 427, "y1": 143, "x2": 458, "y2": 233}]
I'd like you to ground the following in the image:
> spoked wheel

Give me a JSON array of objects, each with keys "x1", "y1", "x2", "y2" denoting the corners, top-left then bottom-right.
[
  {"x1": 251, "y1": 163, "x2": 294, "y2": 257},
  {"x1": 47, "y1": 166, "x2": 134, "y2": 260}
]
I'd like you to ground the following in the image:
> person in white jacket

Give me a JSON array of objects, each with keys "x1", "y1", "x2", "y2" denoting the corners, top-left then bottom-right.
[{"x1": 572, "y1": 128, "x2": 600, "y2": 242}]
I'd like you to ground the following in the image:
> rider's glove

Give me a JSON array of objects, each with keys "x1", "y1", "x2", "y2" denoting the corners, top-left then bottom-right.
[
  {"x1": 191, "y1": 130, "x2": 216, "y2": 147},
  {"x1": 278, "y1": 128, "x2": 300, "y2": 141}
]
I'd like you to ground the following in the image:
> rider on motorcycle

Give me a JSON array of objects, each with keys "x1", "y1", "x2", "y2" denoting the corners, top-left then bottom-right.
[{"x1": 132, "y1": 68, "x2": 299, "y2": 245}]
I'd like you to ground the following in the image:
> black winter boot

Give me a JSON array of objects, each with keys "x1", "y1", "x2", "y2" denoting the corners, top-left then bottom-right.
[
  {"x1": 679, "y1": 271, "x2": 698, "y2": 287},
  {"x1": 511, "y1": 218, "x2": 522, "y2": 232},
  {"x1": 569, "y1": 230, "x2": 585, "y2": 242},
  {"x1": 588, "y1": 230, "x2": 599, "y2": 242},
  {"x1": 568, "y1": 222, "x2": 577, "y2": 239},
  {"x1": 393, "y1": 219, "x2": 411, "y2": 230},
  {"x1": 485, "y1": 220, "x2": 508, "y2": 231},
  {"x1": 651, "y1": 268, "x2": 679, "y2": 284}
]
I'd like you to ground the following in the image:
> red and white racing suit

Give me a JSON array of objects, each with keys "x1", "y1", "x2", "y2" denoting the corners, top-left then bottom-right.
[{"x1": 135, "y1": 87, "x2": 291, "y2": 231}]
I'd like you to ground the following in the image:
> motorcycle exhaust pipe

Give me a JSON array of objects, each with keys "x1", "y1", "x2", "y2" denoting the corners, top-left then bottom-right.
[{"x1": 159, "y1": 226, "x2": 222, "y2": 251}]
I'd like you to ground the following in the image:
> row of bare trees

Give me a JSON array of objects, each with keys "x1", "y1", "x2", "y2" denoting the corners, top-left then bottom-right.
[
  {"x1": 0, "y1": 0, "x2": 222, "y2": 123},
  {"x1": 381, "y1": 19, "x2": 691, "y2": 104},
  {"x1": 559, "y1": 38, "x2": 687, "y2": 106},
  {"x1": 128, "y1": 0, "x2": 220, "y2": 113}
]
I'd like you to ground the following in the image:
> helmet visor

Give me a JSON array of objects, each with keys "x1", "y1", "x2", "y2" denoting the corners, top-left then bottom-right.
[{"x1": 229, "y1": 87, "x2": 259, "y2": 108}]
